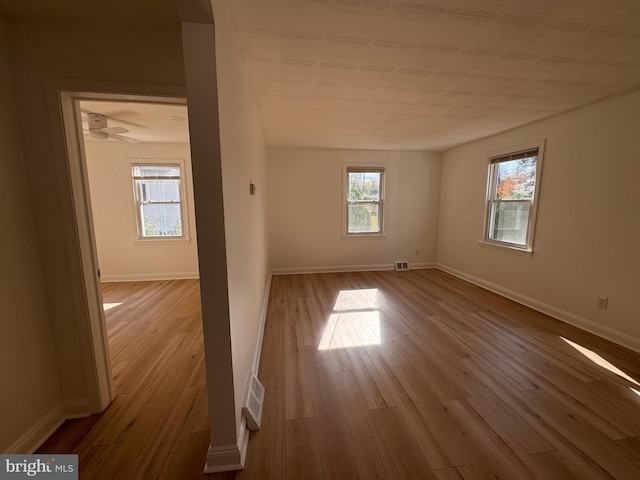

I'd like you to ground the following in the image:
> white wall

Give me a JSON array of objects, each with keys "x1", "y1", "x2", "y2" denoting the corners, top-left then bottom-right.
[
  {"x1": 0, "y1": 16, "x2": 62, "y2": 453},
  {"x1": 6, "y1": 13, "x2": 187, "y2": 426},
  {"x1": 213, "y1": 0, "x2": 270, "y2": 444},
  {"x1": 267, "y1": 147, "x2": 441, "y2": 273},
  {"x1": 438, "y1": 89, "x2": 640, "y2": 350},
  {"x1": 84, "y1": 141, "x2": 199, "y2": 281},
  {"x1": 4, "y1": 5, "x2": 270, "y2": 463}
]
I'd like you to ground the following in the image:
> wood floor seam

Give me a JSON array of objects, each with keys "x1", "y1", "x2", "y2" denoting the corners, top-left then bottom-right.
[{"x1": 35, "y1": 273, "x2": 640, "y2": 479}]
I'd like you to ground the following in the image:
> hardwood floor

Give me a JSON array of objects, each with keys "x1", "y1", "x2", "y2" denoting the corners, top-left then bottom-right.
[
  {"x1": 241, "y1": 269, "x2": 640, "y2": 479},
  {"x1": 37, "y1": 270, "x2": 640, "y2": 479},
  {"x1": 36, "y1": 280, "x2": 222, "y2": 480}
]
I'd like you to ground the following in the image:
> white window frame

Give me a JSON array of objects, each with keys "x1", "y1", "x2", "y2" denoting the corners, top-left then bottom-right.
[
  {"x1": 481, "y1": 139, "x2": 545, "y2": 253},
  {"x1": 344, "y1": 165, "x2": 386, "y2": 236},
  {"x1": 131, "y1": 160, "x2": 189, "y2": 242}
]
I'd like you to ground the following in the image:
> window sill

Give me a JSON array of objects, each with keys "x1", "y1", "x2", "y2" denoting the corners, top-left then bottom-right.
[
  {"x1": 478, "y1": 240, "x2": 533, "y2": 256},
  {"x1": 134, "y1": 237, "x2": 192, "y2": 246},
  {"x1": 344, "y1": 233, "x2": 388, "y2": 238}
]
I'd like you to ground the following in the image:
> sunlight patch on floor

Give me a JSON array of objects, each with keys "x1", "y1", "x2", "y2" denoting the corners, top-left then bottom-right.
[
  {"x1": 318, "y1": 289, "x2": 382, "y2": 350},
  {"x1": 103, "y1": 302, "x2": 123, "y2": 311},
  {"x1": 333, "y1": 288, "x2": 379, "y2": 311},
  {"x1": 560, "y1": 336, "x2": 640, "y2": 387}
]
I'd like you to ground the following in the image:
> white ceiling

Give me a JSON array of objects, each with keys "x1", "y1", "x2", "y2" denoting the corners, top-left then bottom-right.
[
  {"x1": 79, "y1": 101, "x2": 190, "y2": 144},
  {"x1": 221, "y1": 0, "x2": 640, "y2": 151},
  {"x1": 1, "y1": 1, "x2": 639, "y2": 151}
]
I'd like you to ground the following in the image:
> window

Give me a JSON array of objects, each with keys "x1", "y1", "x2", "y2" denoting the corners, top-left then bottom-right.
[
  {"x1": 346, "y1": 166, "x2": 384, "y2": 235},
  {"x1": 132, "y1": 164, "x2": 185, "y2": 239},
  {"x1": 484, "y1": 140, "x2": 544, "y2": 252}
]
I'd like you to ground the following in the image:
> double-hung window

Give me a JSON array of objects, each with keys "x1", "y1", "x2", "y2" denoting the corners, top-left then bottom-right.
[
  {"x1": 484, "y1": 140, "x2": 544, "y2": 252},
  {"x1": 132, "y1": 164, "x2": 185, "y2": 239},
  {"x1": 346, "y1": 166, "x2": 384, "y2": 235}
]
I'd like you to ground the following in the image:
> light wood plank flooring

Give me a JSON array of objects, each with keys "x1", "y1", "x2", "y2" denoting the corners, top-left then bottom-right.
[
  {"x1": 37, "y1": 271, "x2": 640, "y2": 479},
  {"x1": 36, "y1": 280, "x2": 231, "y2": 480},
  {"x1": 241, "y1": 269, "x2": 640, "y2": 479}
]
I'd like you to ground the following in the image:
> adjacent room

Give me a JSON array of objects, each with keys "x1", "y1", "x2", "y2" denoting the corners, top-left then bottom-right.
[
  {"x1": 80, "y1": 100, "x2": 198, "y2": 283},
  {"x1": 1, "y1": 0, "x2": 639, "y2": 478}
]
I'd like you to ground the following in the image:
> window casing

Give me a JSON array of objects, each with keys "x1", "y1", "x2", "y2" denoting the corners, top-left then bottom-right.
[
  {"x1": 345, "y1": 166, "x2": 384, "y2": 235},
  {"x1": 483, "y1": 140, "x2": 544, "y2": 252},
  {"x1": 132, "y1": 164, "x2": 186, "y2": 239}
]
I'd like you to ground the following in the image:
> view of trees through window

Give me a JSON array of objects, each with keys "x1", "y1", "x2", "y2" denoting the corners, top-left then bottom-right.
[
  {"x1": 496, "y1": 157, "x2": 536, "y2": 200},
  {"x1": 488, "y1": 154, "x2": 537, "y2": 246},
  {"x1": 347, "y1": 170, "x2": 382, "y2": 234}
]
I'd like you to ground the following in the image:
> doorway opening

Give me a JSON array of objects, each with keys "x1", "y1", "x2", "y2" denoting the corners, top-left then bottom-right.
[{"x1": 60, "y1": 92, "x2": 199, "y2": 411}]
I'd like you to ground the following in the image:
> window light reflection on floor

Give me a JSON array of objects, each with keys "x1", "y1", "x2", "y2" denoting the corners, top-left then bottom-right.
[
  {"x1": 103, "y1": 302, "x2": 123, "y2": 311},
  {"x1": 318, "y1": 289, "x2": 382, "y2": 350},
  {"x1": 560, "y1": 336, "x2": 640, "y2": 387}
]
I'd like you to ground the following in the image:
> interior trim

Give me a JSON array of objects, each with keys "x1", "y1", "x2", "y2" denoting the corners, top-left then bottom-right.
[
  {"x1": 100, "y1": 272, "x2": 200, "y2": 283},
  {"x1": 7, "y1": 403, "x2": 65, "y2": 454},
  {"x1": 437, "y1": 263, "x2": 640, "y2": 354},
  {"x1": 272, "y1": 262, "x2": 436, "y2": 275}
]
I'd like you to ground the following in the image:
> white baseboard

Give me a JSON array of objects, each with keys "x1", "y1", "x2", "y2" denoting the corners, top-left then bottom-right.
[
  {"x1": 272, "y1": 262, "x2": 436, "y2": 275},
  {"x1": 100, "y1": 271, "x2": 200, "y2": 282},
  {"x1": 252, "y1": 272, "x2": 273, "y2": 374},
  {"x1": 436, "y1": 264, "x2": 640, "y2": 354},
  {"x1": 63, "y1": 398, "x2": 92, "y2": 419},
  {"x1": 7, "y1": 403, "x2": 65, "y2": 454},
  {"x1": 203, "y1": 436, "x2": 247, "y2": 473},
  {"x1": 237, "y1": 417, "x2": 250, "y2": 468},
  {"x1": 202, "y1": 272, "x2": 270, "y2": 474}
]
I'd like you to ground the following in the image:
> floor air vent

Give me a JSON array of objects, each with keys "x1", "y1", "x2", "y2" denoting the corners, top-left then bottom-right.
[
  {"x1": 395, "y1": 261, "x2": 410, "y2": 271},
  {"x1": 242, "y1": 372, "x2": 265, "y2": 431}
]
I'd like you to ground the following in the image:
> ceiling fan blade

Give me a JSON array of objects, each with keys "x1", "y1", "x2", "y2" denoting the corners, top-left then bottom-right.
[
  {"x1": 103, "y1": 109, "x2": 149, "y2": 128},
  {"x1": 81, "y1": 108, "x2": 147, "y2": 128},
  {"x1": 99, "y1": 126, "x2": 129, "y2": 135},
  {"x1": 104, "y1": 116, "x2": 147, "y2": 129},
  {"x1": 89, "y1": 131, "x2": 109, "y2": 140},
  {"x1": 110, "y1": 134, "x2": 140, "y2": 143}
]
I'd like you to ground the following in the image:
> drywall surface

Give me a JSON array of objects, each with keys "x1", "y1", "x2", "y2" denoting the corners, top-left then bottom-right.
[
  {"x1": 84, "y1": 141, "x2": 199, "y2": 281},
  {"x1": 438, "y1": 88, "x2": 640, "y2": 347},
  {"x1": 0, "y1": 16, "x2": 62, "y2": 452},
  {"x1": 5, "y1": 6, "x2": 269, "y2": 458},
  {"x1": 213, "y1": 0, "x2": 270, "y2": 437},
  {"x1": 267, "y1": 147, "x2": 441, "y2": 272},
  {"x1": 6, "y1": 16, "x2": 186, "y2": 409}
]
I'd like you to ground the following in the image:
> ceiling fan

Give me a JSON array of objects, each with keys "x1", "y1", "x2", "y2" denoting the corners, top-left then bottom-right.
[{"x1": 85, "y1": 112, "x2": 139, "y2": 143}]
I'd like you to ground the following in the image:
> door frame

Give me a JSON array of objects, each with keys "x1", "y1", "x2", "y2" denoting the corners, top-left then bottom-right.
[{"x1": 59, "y1": 90, "x2": 188, "y2": 411}]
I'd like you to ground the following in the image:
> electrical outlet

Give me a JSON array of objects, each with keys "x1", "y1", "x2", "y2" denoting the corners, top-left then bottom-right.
[
  {"x1": 415, "y1": 249, "x2": 420, "y2": 256},
  {"x1": 597, "y1": 296, "x2": 608, "y2": 310}
]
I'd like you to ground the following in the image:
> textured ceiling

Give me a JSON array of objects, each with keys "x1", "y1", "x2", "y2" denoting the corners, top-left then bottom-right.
[
  {"x1": 2, "y1": 1, "x2": 639, "y2": 151},
  {"x1": 80, "y1": 101, "x2": 189, "y2": 144},
  {"x1": 221, "y1": 0, "x2": 640, "y2": 151}
]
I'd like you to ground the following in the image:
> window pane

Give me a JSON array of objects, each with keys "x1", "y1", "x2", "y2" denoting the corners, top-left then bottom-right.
[
  {"x1": 141, "y1": 203, "x2": 182, "y2": 237},
  {"x1": 133, "y1": 165, "x2": 180, "y2": 177},
  {"x1": 495, "y1": 156, "x2": 536, "y2": 200},
  {"x1": 348, "y1": 203, "x2": 380, "y2": 233},
  {"x1": 489, "y1": 201, "x2": 530, "y2": 245},
  {"x1": 348, "y1": 172, "x2": 380, "y2": 202},
  {"x1": 141, "y1": 179, "x2": 180, "y2": 202}
]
